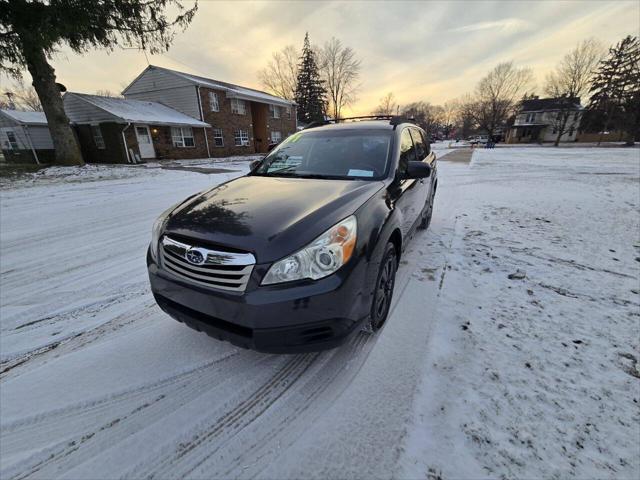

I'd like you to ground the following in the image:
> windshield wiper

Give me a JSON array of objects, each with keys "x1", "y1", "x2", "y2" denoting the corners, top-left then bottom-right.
[
  {"x1": 295, "y1": 173, "x2": 353, "y2": 180},
  {"x1": 256, "y1": 168, "x2": 357, "y2": 180},
  {"x1": 262, "y1": 165, "x2": 298, "y2": 175}
]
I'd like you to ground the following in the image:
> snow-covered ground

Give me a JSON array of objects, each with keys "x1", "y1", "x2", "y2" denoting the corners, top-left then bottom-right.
[{"x1": 0, "y1": 148, "x2": 638, "y2": 479}]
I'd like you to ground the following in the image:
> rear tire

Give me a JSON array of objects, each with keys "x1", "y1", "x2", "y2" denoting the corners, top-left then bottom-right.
[{"x1": 362, "y1": 242, "x2": 398, "y2": 334}]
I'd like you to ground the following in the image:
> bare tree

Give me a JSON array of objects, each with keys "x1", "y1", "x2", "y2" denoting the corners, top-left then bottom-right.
[
  {"x1": 401, "y1": 101, "x2": 442, "y2": 135},
  {"x1": 95, "y1": 89, "x2": 123, "y2": 98},
  {"x1": 545, "y1": 38, "x2": 603, "y2": 146},
  {"x1": 456, "y1": 94, "x2": 478, "y2": 138},
  {"x1": 0, "y1": 75, "x2": 17, "y2": 109},
  {"x1": 258, "y1": 45, "x2": 299, "y2": 101},
  {"x1": 12, "y1": 78, "x2": 42, "y2": 110},
  {"x1": 440, "y1": 99, "x2": 459, "y2": 138},
  {"x1": 374, "y1": 92, "x2": 397, "y2": 115},
  {"x1": 465, "y1": 61, "x2": 533, "y2": 139},
  {"x1": 0, "y1": 77, "x2": 42, "y2": 110},
  {"x1": 318, "y1": 37, "x2": 362, "y2": 119}
]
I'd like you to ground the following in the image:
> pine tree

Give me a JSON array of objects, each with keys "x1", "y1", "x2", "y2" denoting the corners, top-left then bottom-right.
[
  {"x1": 294, "y1": 33, "x2": 327, "y2": 124},
  {"x1": 1, "y1": 0, "x2": 197, "y2": 165},
  {"x1": 586, "y1": 36, "x2": 640, "y2": 145}
]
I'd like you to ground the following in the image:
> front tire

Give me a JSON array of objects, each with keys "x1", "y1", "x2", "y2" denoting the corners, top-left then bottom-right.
[{"x1": 362, "y1": 242, "x2": 398, "y2": 334}]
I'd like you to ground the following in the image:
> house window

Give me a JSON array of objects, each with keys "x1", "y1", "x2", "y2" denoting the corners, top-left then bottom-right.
[
  {"x1": 91, "y1": 125, "x2": 105, "y2": 149},
  {"x1": 230, "y1": 98, "x2": 246, "y2": 115},
  {"x1": 269, "y1": 104, "x2": 280, "y2": 118},
  {"x1": 286, "y1": 106, "x2": 291, "y2": 119},
  {"x1": 568, "y1": 126, "x2": 575, "y2": 137},
  {"x1": 234, "y1": 129, "x2": 250, "y2": 146},
  {"x1": 5, "y1": 130, "x2": 18, "y2": 149},
  {"x1": 270, "y1": 131, "x2": 282, "y2": 144},
  {"x1": 209, "y1": 92, "x2": 220, "y2": 112},
  {"x1": 213, "y1": 128, "x2": 224, "y2": 147},
  {"x1": 171, "y1": 126, "x2": 195, "y2": 147}
]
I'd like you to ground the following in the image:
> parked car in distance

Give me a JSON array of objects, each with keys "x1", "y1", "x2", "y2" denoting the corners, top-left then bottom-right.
[
  {"x1": 469, "y1": 135, "x2": 489, "y2": 145},
  {"x1": 147, "y1": 117, "x2": 438, "y2": 353}
]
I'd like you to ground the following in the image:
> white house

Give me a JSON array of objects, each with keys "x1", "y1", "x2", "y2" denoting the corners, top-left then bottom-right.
[
  {"x1": 0, "y1": 109, "x2": 54, "y2": 164},
  {"x1": 507, "y1": 97, "x2": 582, "y2": 144}
]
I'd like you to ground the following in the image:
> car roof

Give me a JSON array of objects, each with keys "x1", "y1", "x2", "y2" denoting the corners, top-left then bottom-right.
[{"x1": 305, "y1": 120, "x2": 419, "y2": 132}]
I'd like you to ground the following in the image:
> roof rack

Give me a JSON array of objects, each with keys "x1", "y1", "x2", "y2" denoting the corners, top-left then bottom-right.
[
  {"x1": 303, "y1": 115, "x2": 414, "y2": 130},
  {"x1": 336, "y1": 115, "x2": 393, "y2": 122}
]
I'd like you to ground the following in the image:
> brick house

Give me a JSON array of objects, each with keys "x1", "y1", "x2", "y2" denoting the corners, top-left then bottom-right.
[
  {"x1": 63, "y1": 92, "x2": 210, "y2": 163},
  {"x1": 0, "y1": 109, "x2": 55, "y2": 164},
  {"x1": 122, "y1": 65, "x2": 297, "y2": 156},
  {"x1": 507, "y1": 97, "x2": 582, "y2": 144}
]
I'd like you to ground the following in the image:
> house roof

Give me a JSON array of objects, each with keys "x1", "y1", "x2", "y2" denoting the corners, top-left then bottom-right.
[
  {"x1": 0, "y1": 109, "x2": 48, "y2": 125},
  {"x1": 520, "y1": 97, "x2": 581, "y2": 112},
  {"x1": 123, "y1": 65, "x2": 295, "y2": 107},
  {"x1": 65, "y1": 93, "x2": 210, "y2": 127}
]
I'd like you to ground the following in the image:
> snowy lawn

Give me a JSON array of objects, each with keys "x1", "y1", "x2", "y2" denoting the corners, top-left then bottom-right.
[
  {"x1": 401, "y1": 147, "x2": 640, "y2": 479},
  {"x1": 0, "y1": 148, "x2": 638, "y2": 479}
]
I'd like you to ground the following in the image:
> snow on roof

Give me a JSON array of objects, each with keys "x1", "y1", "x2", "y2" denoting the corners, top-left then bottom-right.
[
  {"x1": 67, "y1": 93, "x2": 210, "y2": 127},
  {"x1": 132, "y1": 65, "x2": 295, "y2": 107},
  {"x1": 0, "y1": 109, "x2": 48, "y2": 125}
]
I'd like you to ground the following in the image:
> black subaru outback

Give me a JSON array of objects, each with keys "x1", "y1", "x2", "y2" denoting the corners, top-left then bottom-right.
[{"x1": 147, "y1": 117, "x2": 437, "y2": 353}]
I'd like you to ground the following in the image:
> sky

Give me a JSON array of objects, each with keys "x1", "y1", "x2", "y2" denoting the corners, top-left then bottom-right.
[{"x1": 3, "y1": 0, "x2": 639, "y2": 115}]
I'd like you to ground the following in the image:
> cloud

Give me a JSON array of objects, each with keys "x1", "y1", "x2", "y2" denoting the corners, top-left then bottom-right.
[
  {"x1": 450, "y1": 18, "x2": 534, "y2": 34},
  {"x1": 6, "y1": 0, "x2": 639, "y2": 115}
]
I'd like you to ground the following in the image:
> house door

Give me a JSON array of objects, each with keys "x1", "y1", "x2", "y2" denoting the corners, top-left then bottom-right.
[{"x1": 135, "y1": 125, "x2": 155, "y2": 159}]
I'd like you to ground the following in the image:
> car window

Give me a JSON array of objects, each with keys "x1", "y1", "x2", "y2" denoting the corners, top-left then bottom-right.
[
  {"x1": 255, "y1": 129, "x2": 392, "y2": 180},
  {"x1": 410, "y1": 128, "x2": 428, "y2": 160},
  {"x1": 420, "y1": 130, "x2": 431, "y2": 156},
  {"x1": 398, "y1": 128, "x2": 417, "y2": 176}
]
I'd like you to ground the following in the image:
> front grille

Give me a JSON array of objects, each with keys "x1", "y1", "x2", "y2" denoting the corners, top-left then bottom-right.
[{"x1": 160, "y1": 236, "x2": 255, "y2": 292}]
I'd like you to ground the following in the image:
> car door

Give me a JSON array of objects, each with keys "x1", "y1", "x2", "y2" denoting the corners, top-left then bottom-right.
[
  {"x1": 391, "y1": 127, "x2": 421, "y2": 238},
  {"x1": 409, "y1": 128, "x2": 431, "y2": 214}
]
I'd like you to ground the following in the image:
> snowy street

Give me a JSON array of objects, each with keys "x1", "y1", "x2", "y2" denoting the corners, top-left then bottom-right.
[{"x1": 1, "y1": 148, "x2": 639, "y2": 479}]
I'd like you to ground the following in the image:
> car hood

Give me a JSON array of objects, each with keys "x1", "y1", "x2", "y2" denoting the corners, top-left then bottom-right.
[{"x1": 164, "y1": 175, "x2": 384, "y2": 263}]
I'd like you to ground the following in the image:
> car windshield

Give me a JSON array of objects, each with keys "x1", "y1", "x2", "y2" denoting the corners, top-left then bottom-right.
[{"x1": 253, "y1": 129, "x2": 392, "y2": 180}]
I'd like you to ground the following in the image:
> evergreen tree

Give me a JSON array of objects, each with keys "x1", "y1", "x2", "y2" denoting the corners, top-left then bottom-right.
[
  {"x1": 1, "y1": 0, "x2": 198, "y2": 165},
  {"x1": 586, "y1": 35, "x2": 640, "y2": 145},
  {"x1": 294, "y1": 33, "x2": 327, "y2": 124}
]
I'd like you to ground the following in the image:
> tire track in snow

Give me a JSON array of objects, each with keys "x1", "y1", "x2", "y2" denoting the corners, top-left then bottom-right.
[
  {"x1": 0, "y1": 350, "x2": 272, "y2": 479},
  {"x1": 0, "y1": 295, "x2": 156, "y2": 379},
  {"x1": 148, "y1": 245, "x2": 421, "y2": 478},
  {"x1": 131, "y1": 352, "x2": 320, "y2": 479},
  {"x1": 211, "y1": 334, "x2": 375, "y2": 479},
  {"x1": 1, "y1": 162, "x2": 451, "y2": 479}
]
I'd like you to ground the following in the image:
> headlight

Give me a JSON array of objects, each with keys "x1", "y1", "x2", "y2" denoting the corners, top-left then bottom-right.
[
  {"x1": 149, "y1": 215, "x2": 167, "y2": 262},
  {"x1": 149, "y1": 203, "x2": 181, "y2": 262},
  {"x1": 262, "y1": 215, "x2": 357, "y2": 285}
]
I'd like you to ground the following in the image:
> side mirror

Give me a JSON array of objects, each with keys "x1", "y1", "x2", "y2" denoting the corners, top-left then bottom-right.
[
  {"x1": 249, "y1": 159, "x2": 262, "y2": 171},
  {"x1": 406, "y1": 161, "x2": 431, "y2": 179}
]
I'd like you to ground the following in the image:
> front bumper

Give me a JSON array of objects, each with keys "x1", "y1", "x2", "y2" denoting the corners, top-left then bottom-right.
[{"x1": 147, "y1": 249, "x2": 371, "y2": 353}]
